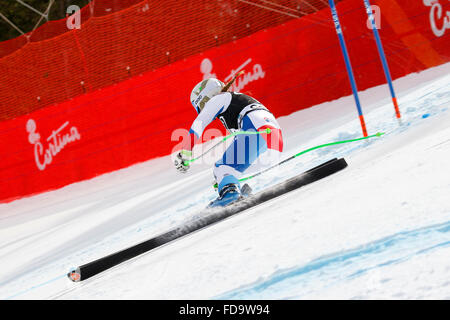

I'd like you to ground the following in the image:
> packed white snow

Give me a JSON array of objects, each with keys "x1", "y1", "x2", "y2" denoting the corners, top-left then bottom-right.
[{"x1": 1, "y1": 62, "x2": 449, "y2": 300}]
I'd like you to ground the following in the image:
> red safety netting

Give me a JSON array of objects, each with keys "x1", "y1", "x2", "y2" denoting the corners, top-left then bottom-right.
[
  {"x1": 0, "y1": 0, "x2": 145, "y2": 58},
  {"x1": 1, "y1": 0, "x2": 449, "y2": 203},
  {"x1": 0, "y1": 0, "x2": 339, "y2": 121}
]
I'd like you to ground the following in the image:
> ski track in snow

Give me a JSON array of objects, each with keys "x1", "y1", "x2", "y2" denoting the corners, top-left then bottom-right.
[
  {"x1": 1, "y1": 63, "x2": 450, "y2": 299},
  {"x1": 217, "y1": 221, "x2": 450, "y2": 299}
]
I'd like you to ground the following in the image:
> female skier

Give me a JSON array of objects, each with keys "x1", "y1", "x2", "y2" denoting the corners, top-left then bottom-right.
[{"x1": 174, "y1": 77, "x2": 283, "y2": 207}]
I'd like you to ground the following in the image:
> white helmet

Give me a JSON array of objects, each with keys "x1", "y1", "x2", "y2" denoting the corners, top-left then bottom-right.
[{"x1": 190, "y1": 78, "x2": 225, "y2": 113}]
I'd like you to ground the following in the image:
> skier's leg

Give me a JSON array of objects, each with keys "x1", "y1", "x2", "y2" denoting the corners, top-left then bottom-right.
[
  {"x1": 234, "y1": 110, "x2": 284, "y2": 177},
  {"x1": 210, "y1": 111, "x2": 283, "y2": 207},
  {"x1": 242, "y1": 110, "x2": 283, "y2": 153}
]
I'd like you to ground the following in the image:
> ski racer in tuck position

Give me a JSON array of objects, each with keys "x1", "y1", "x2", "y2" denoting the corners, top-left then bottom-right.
[{"x1": 174, "y1": 76, "x2": 284, "y2": 207}]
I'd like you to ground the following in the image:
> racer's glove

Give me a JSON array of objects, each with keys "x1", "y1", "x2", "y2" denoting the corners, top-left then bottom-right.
[{"x1": 174, "y1": 150, "x2": 192, "y2": 173}]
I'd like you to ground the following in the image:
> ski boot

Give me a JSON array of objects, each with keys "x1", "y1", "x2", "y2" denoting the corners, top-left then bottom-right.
[
  {"x1": 209, "y1": 176, "x2": 243, "y2": 208},
  {"x1": 208, "y1": 183, "x2": 242, "y2": 208}
]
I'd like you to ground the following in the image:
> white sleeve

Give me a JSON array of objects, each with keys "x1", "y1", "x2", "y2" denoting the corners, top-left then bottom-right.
[{"x1": 189, "y1": 93, "x2": 232, "y2": 138}]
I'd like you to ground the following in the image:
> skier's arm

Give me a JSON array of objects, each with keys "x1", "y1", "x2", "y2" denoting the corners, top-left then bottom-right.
[
  {"x1": 186, "y1": 92, "x2": 232, "y2": 151},
  {"x1": 190, "y1": 93, "x2": 231, "y2": 144},
  {"x1": 174, "y1": 93, "x2": 231, "y2": 173}
]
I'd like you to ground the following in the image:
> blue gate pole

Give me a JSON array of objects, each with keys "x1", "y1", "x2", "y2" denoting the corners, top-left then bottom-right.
[
  {"x1": 328, "y1": 0, "x2": 368, "y2": 137},
  {"x1": 363, "y1": 0, "x2": 402, "y2": 122}
]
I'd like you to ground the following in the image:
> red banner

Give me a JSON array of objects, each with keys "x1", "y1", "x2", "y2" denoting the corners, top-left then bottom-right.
[{"x1": 0, "y1": 0, "x2": 449, "y2": 203}]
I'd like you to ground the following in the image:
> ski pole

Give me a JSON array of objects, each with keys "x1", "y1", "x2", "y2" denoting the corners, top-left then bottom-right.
[
  {"x1": 213, "y1": 132, "x2": 385, "y2": 188},
  {"x1": 184, "y1": 128, "x2": 272, "y2": 165}
]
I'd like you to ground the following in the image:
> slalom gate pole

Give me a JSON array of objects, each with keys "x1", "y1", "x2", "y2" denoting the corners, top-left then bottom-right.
[
  {"x1": 212, "y1": 132, "x2": 385, "y2": 189},
  {"x1": 185, "y1": 128, "x2": 272, "y2": 165},
  {"x1": 328, "y1": 0, "x2": 368, "y2": 137},
  {"x1": 363, "y1": 0, "x2": 401, "y2": 122}
]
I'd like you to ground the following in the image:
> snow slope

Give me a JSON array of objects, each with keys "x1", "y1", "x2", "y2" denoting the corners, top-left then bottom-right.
[{"x1": 1, "y1": 62, "x2": 449, "y2": 300}]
